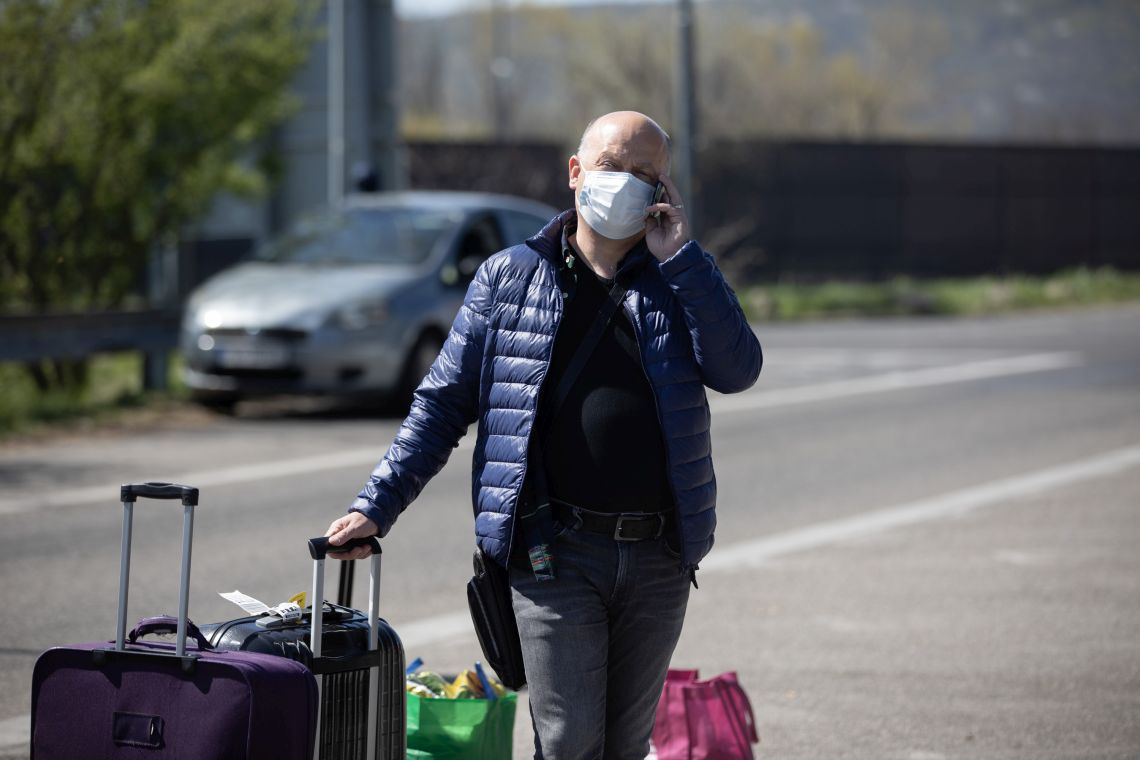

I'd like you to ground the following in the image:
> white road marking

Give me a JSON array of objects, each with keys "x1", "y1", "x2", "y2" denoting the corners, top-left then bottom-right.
[
  {"x1": 699, "y1": 443, "x2": 1140, "y2": 573},
  {"x1": 0, "y1": 435, "x2": 475, "y2": 515},
  {"x1": 759, "y1": 347, "x2": 1011, "y2": 378},
  {"x1": 992, "y1": 549, "x2": 1054, "y2": 567},
  {"x1": 0, "y1": 352, "x2": 1083, "y2": 515},
  {"x1": 6, "y1": 443, "x2": 1138, "y2": 750},
  {"x1": 707, "y1": 351, "x2": 1082, "y2": 414}
]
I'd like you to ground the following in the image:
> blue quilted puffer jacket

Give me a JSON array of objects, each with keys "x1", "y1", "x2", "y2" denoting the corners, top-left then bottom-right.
[{"x1": 350, "y1": 211, "x2": 762, "y2": 574}]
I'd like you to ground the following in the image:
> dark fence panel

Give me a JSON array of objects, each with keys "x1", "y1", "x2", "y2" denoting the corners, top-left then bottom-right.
[
  {"x1": 702, "y1": 140, "x2": 1140, "y2": 280},
  {"x1": 405, "y1": 141, "x2": 568, "y2": 211}
]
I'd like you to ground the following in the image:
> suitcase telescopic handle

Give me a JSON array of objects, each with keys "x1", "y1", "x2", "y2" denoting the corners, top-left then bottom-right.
[
  {"x1": 307, "y1": 535, "x2": 381, "y2": 560},
  {"x1": 308, "y1": 536, "x2": 382, "y2": 760},
  {"x1": 120, "y1": 482, "x2": 199, "y2": 506},
  {"x1": 116, "y1": 483, "x2": 197, "y2": 657}
]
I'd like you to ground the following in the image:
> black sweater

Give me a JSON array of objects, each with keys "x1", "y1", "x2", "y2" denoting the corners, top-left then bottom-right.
[{"x1": 537, "y1": 239, "x2": 672, "y2": 515}]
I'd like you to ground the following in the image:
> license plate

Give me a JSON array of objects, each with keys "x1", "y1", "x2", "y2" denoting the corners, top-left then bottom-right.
[{"x1": 213, "y1": 338, "x2": 291, "y2": 369}]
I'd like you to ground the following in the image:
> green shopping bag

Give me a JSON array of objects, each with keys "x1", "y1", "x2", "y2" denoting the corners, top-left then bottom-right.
[{"x1": 406, "y1": 690, "x2": 518, "y2": 759}]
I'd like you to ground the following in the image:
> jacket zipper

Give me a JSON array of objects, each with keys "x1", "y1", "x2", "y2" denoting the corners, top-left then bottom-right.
[
  {"x1": 504, "y1": 258, "x2": 565, "y2": 564},
  {"x1": 623, "y1": 287, "x2": 699, "y2": 588}
]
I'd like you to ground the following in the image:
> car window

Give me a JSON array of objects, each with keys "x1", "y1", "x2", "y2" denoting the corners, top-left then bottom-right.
[
  {"x1": 500, "y1": 210, "x2": 550, "y2": 244},
  {"x1": 455, "y1": 214, "x2": 505, "y2": 277},
  {"x1": 256, "y1": 208, "x2": 458, "y2": 265}
]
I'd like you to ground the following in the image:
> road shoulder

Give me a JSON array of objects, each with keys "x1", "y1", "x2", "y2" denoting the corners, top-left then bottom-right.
[{"x1": 676, "y1": 465, "x2": 1140, "y2": 759}]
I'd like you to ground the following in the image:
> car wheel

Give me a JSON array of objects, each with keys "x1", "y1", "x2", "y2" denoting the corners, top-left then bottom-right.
[{"x1": 396, "y1": 331, "x2": 445, "y2": 408}]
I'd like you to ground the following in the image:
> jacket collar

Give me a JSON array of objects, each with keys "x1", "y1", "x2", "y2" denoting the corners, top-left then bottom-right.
[{"x1": 526, "y1": 210, "x2": 652, "y2": 279}]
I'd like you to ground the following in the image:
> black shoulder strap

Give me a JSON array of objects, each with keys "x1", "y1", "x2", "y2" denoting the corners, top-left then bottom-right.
[
  {"x1": 547, "y1": 278, "x2": 630, "y2": 421},
  {"x1": 521, "y1": 277, "x2": 630, "y2": 581}
]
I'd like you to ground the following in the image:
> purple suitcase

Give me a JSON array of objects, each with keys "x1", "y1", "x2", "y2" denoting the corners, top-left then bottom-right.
[{"x1": 30, "y1": 482, "x2": 319, "y2": 759}]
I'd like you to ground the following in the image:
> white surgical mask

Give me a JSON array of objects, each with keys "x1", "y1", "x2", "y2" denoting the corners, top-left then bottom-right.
[{"x1": 577, "y1": 170, "x2": 655, "y2": 240}]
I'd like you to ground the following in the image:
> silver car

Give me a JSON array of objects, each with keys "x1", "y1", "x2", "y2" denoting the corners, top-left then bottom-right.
[{"x1": 181, "y1": 191, "x2": 558, "y2": 411}]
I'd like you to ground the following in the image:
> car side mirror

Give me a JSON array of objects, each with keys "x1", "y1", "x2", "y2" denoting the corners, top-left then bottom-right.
[{"x1": 458, "y1": 254, "x2": 483, "y2": 279}]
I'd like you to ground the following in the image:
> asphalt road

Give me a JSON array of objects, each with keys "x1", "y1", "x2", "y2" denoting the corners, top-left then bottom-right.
[{"x1": 2, "y1": 305, "x2": 1138, "y2": 758}]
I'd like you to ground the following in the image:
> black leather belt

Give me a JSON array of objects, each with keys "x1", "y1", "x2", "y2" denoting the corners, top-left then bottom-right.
[{"x1": 553, "y1": 502, "x2": 668, "y2": 541}]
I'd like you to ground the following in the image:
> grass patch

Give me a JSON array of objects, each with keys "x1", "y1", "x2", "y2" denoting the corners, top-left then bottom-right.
[
  {"x1": 741, "y1": 267, "x2": 1140, "y2": 321},
  {"x1": 0, "y1": 352, "x2": 186, "y2": 437}
]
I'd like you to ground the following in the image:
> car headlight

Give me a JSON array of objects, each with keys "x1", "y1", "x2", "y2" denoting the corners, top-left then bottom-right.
[
  {"x1": 183, "y1": 302, "x2": 223, "y2": 329},
  {"x1": 335, "y1": 300, "x2": 389, "y2": 330}
]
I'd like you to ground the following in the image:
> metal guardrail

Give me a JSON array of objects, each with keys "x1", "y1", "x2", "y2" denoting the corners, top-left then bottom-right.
[{"x1": 0, "y1": 310, "x2": 181, "y2": 390}]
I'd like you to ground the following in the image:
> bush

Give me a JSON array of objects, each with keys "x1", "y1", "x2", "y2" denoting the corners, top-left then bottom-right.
[{"x1": 742, "y1": 267, "x2": 1140, "y2": 322}]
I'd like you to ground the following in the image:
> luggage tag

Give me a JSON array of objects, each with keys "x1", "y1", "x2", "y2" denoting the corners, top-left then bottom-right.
[
  {"x1": 219, "y1": 590, "x2": 271, "y2": 616},
  {"x1": 219, "y1": 590, "x2": 304, "y2": 628}
]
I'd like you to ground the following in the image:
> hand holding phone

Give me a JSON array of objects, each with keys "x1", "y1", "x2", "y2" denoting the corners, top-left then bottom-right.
[{"x1": 644, "y1": 174, "x2": 690, "y2": 262}]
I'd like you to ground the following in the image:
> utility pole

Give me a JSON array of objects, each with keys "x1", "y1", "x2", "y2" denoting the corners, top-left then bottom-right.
[
  {"x1": 328, "y1": 0, "x2": 346, "y2": 208},
  {"x1": 674, "y1": 0, "x2": 698, "y2": 236},
  {"x1": 490, "y1": 0, "x2": 514, "y2": 138},
  {"x1": 371, "y1": 0, "x2": 402, "y2": 190}
]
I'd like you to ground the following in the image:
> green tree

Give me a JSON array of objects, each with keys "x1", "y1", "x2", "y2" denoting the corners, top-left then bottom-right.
[{"x1": 0, "y1": 0, "x2": 314, "y2": 389}]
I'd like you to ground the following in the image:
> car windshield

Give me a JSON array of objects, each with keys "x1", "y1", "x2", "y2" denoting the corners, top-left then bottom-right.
[{"x1": 255, "y1": 207, "x2": 460, "y2": 265}]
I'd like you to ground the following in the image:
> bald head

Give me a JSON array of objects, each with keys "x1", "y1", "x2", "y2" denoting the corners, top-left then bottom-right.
[{"x1": 577, "y1": 111, "x2": 672, "y2": 171}]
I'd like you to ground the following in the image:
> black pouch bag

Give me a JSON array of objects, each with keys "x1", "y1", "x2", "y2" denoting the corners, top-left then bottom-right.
[{"x1": 466, "y1": 548, "x2": 527, "y2": 690}]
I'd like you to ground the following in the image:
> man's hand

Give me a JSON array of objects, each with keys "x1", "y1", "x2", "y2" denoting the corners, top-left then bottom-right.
[
  {"x1": 324, "y1": 512, "x2": 380, "y2": 560},
  {"x1": 645, "y1": 173, "x2": 691, "y2": 262}
]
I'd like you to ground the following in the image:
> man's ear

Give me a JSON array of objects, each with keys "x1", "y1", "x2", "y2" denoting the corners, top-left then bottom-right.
[{"x1": 568, "y1": 154, "x2": 582, "y2": 191}]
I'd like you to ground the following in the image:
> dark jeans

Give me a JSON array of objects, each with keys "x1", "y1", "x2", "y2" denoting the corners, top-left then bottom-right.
[{"x1": 510, "y1": 520, "x2": 691, "y2": 760}]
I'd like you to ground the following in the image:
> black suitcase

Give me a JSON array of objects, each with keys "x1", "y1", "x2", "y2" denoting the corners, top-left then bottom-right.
[{"x1": 199, "y1": 537, "x2": 405, "y2": 760}]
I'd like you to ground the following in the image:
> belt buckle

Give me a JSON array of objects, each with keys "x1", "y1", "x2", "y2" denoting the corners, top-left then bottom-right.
[{"x1": 613, "y1": 513, "x2": 664, "y2": 541}]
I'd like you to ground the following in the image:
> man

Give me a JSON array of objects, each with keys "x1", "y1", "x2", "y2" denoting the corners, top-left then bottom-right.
[{"x1": 324, "y1": 111, "x2": 762, "y2": 758}]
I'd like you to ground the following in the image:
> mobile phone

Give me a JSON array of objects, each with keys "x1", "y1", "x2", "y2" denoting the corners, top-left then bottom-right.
[{"x1": 650, "y1": 181, "x2": 667, "y2": 219}]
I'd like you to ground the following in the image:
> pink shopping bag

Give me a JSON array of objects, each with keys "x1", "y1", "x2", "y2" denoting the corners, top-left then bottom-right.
[{"x1": 652, "y1": 669, "x2": 759, "y2": 760}]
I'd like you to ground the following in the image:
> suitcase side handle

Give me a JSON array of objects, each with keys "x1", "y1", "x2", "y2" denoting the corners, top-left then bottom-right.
[
  {"x1": 121, "y1": 482, "x2": 199, "y2": 506},
  {"x1": 307, "y1": 536, "x2": 380, "y2": 560},
  {"x1": 129, "y1": 615, "x2": 213, "y2": 651}
]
